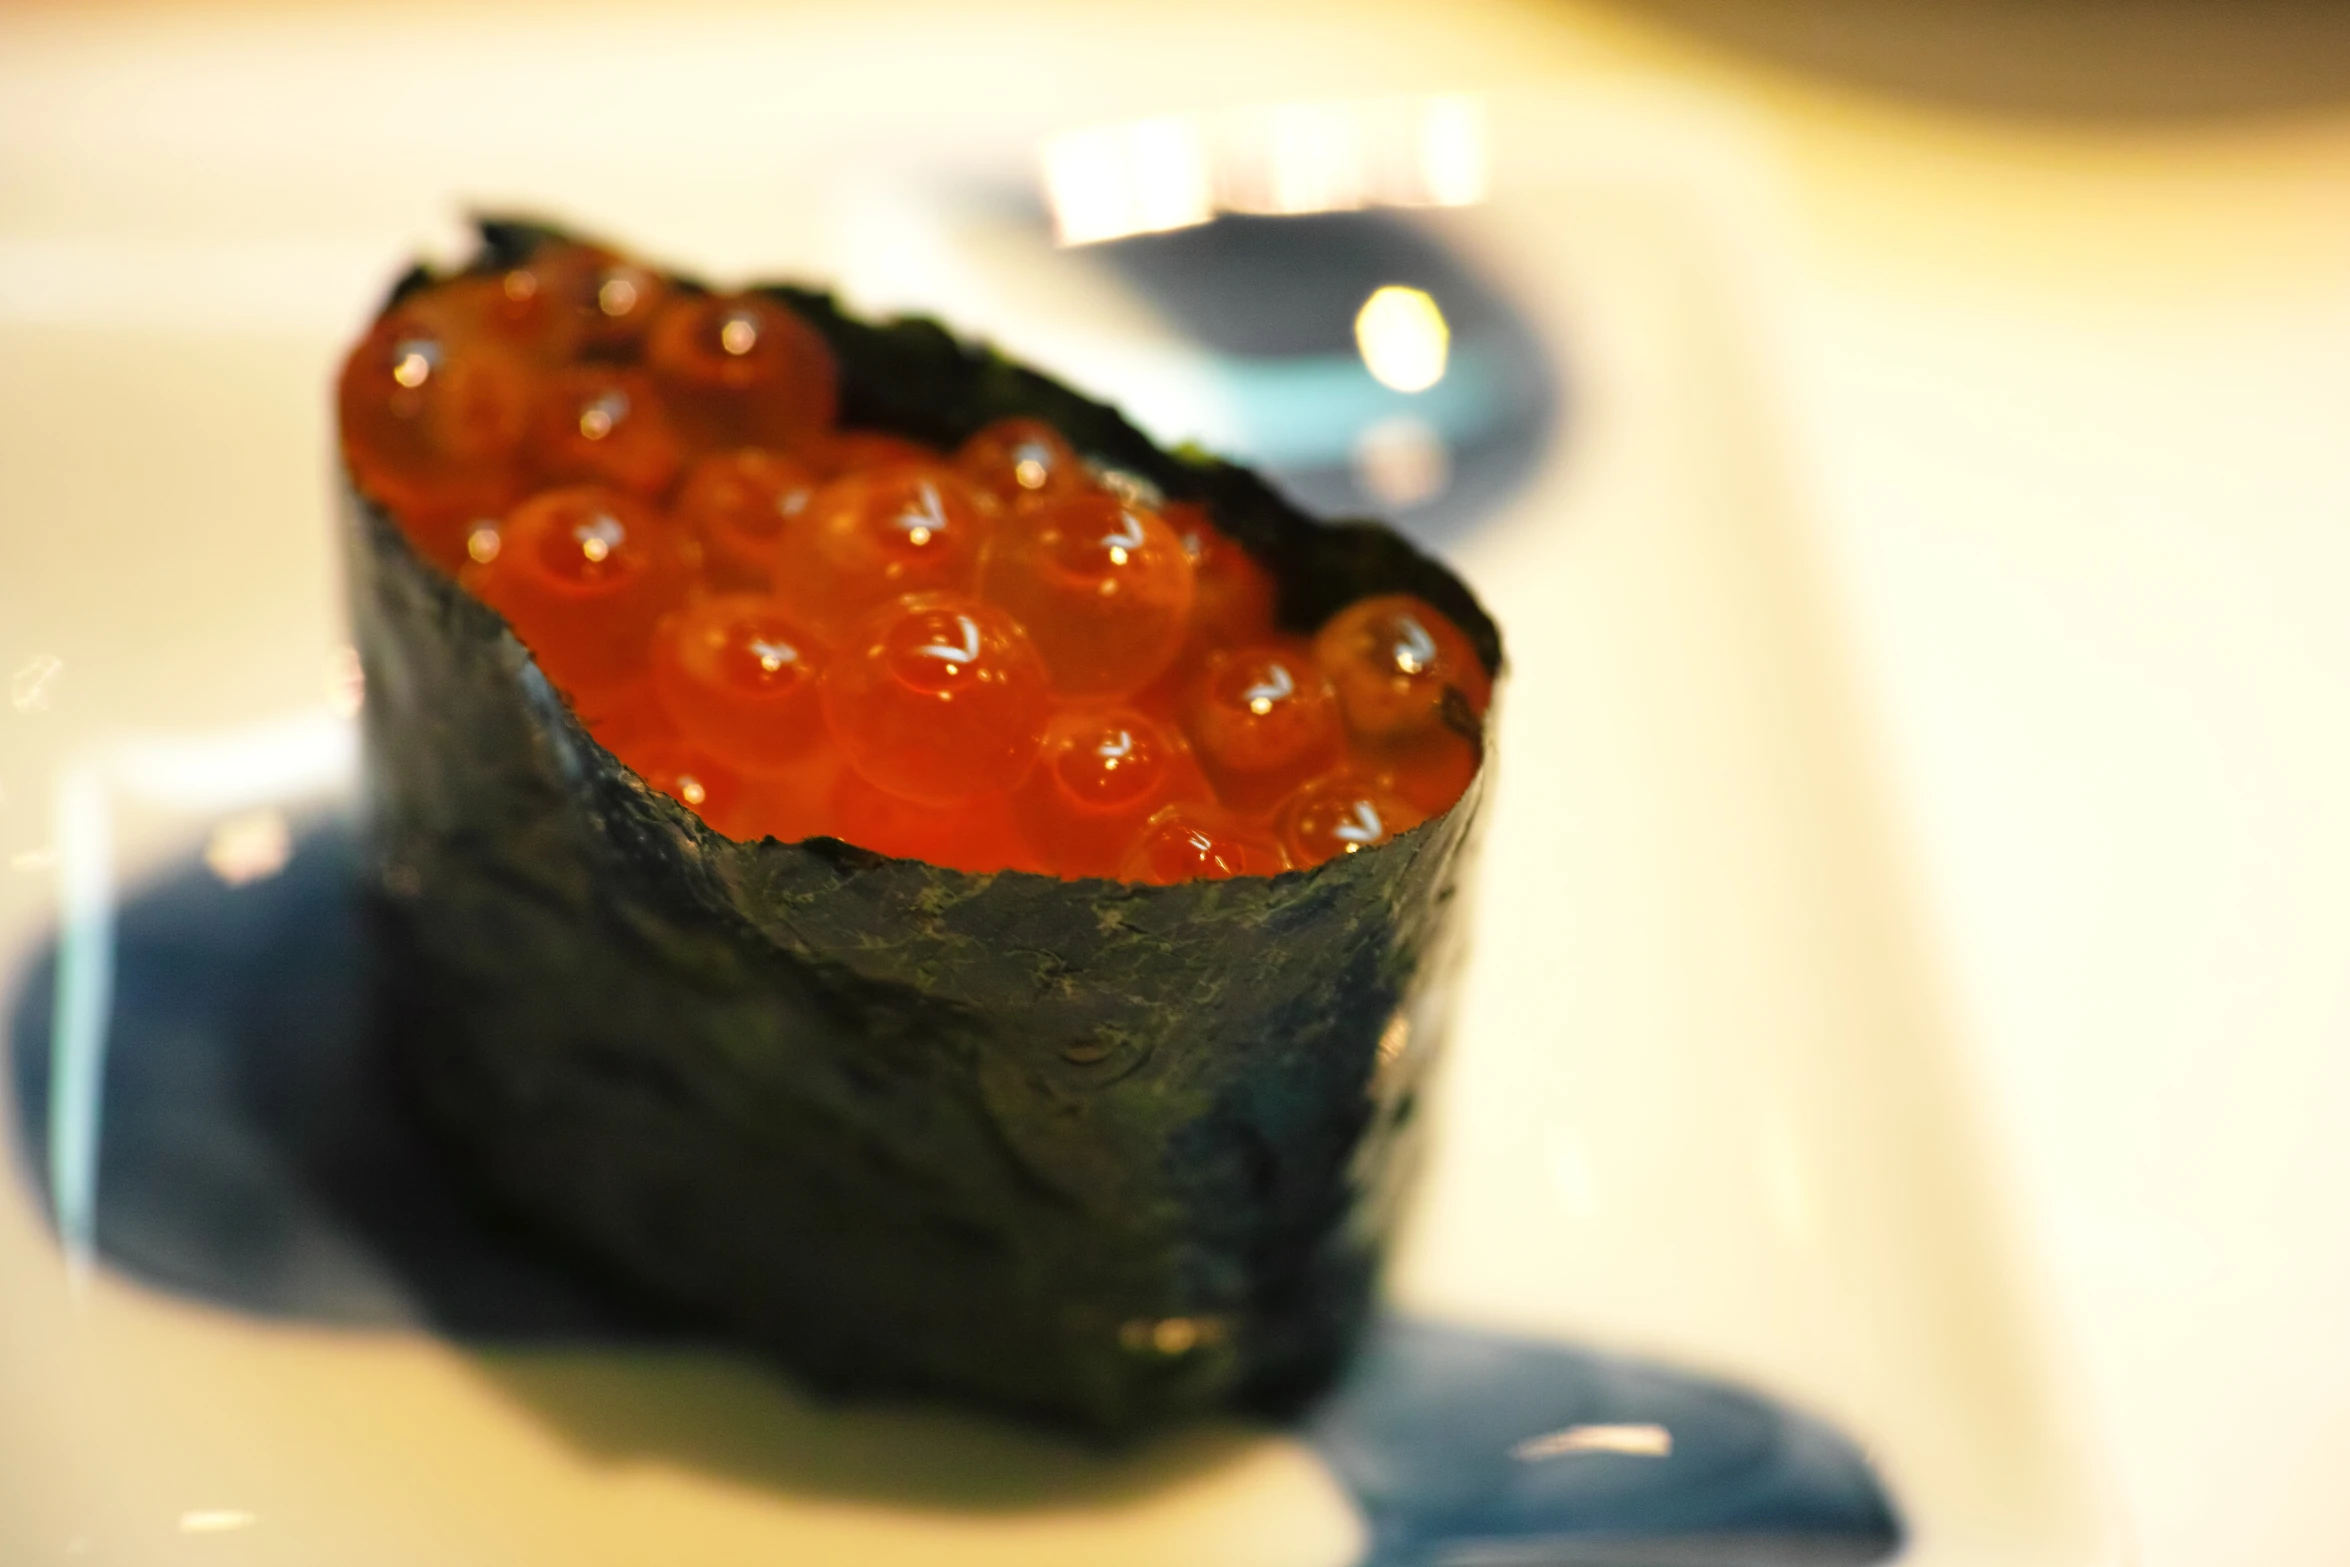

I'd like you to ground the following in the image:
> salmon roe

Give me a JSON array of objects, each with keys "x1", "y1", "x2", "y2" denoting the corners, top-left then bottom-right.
[
  {"x1": 956, "y1": 417, "x2": 1087, "y2": 508},
  {"x1": 820, "y1": 594, "x2": 1052, "y2": 806},
  {"x1": 1179, "y1": 642, "x2": 1344, "y2": 813},
  {"x1": 672, "y1": 448, "x2": 817, "y2": 591},
  {"x1": 471, "y1": 486, "x2": 678, "y2": 692},
  {"x1": 1119, "y1": 802, "x2": 1286, "y2": 884},
  {"x1": 979, "y1": 491, "x2": 1194, "y2": 700},
  {"x1": 339, "y1": 243, "x2": 1488, "y2": 877},
  {"x1": 1167, "y1": 502, "x2": 1277, "y2": 651},
  {"x1": 542, "y1": 248, "x2": 670, "y2": 357},
  {"x1": 1312, "y1": 592, "x2": 1491, "y2": 743},
  {"x1": 529, "y1": 365, "x2": 682, "y2": 498},
  {"x1": 1013, "y1": 708, "x2": 1207, "y2": 878},
  {"x1": 646, "y1": 292, "x2": 838, "y2": 451},
  {"x1": 337, "y1": 312, "x2": 532, "y2": 568},
  {"x1": 1275, "y1": 775, "x2": 1424, "y2": 869},
  {"x1": 650, "y1": 595, "x2": 827, "y2": 776},
  {"x1": 398, "y1": 267, "x2": 572, "y2": 360},
  {"x1": 626, "y1": 732, "x2": 744, "y2": 827},
  {"x1": 772, "y1": 466, "x2": 990, "y2": 638}
]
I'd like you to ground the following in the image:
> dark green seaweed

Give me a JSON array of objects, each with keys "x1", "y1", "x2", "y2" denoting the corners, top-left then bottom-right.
[{"x1": 351, "y1": 217, "x2": 1501, "y2": 1436}]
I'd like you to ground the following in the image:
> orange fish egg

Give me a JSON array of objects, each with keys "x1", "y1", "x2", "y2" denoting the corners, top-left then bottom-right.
[
  {"x1": 533, "y1": 245, "x2": 671, "y2": 357},
  {"x1": 726, "y1": 743, "x2": 844, "y2": 844},
  {"x1": 338, "y1": 313, "x2": 534, "y2": 568},
  {"x1": 672, "y1": 448, "x2": 817, "y2": 591},
  {"x1": 397, "y1": 267, "x2": 578, "y2": 360},
  {"x1": 979, "y1": 491, "x2": 1194, "y2": 700},
  {"x1": 1166, "y1": 503, "x2": 1277, "y2": 650},
  {"x1": 1312, "y1": 593, "x2": 1490, "y2": 746},
  {"x1": 1274, "y1": 774, "x2": 1425, "y2": 869},
  {"x1": 1012, "y1": 708, "x2": 1207, "y2": 878},
  {"x1": 771, "y1": 466, "x2": 990, "y2": 638},
  {"x1": 528, "y1": 365, "x2": 683, "y2": 499},
  {"x1": 820, "y1": 594, "x2": 1052, "y2": 806},
  {"x1": 611, "y1": 729, "x2": 743, "y2": 824},
  {"x1": 956, "y1": 417, "x2": 1087, "y2": 508},
  {"x1": 1118, "y1": 801, "x2": 1287, "y2": 884},
  {"x1": 1132, "y1": 503, "x2": 1280, "y2": 717},
  {"x1": 650, "y1": 595, "x2": 828, "y2": 776},
  {"x1": 570, "y1": 677, "x2": 668, "y2": 756},
  {"x1": 473, "y1": 486, "x2": 680, "y2": 692},
  {"x1": 1179, "y1": 641, "x2": 1344, "y2": 813},
  {"x1": 832, "y1": 770, "x2": 1038, "y2": 873},
  {"x1": 1355, "y1": 726, "x2": 1481, "y2": 819},
  {"x1": 646, "y1": 292, "x2": 838, "y2": 452}
]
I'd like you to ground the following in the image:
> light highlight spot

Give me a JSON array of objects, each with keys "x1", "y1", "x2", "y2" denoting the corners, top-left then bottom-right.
[
  {"x1": 204, "y1": 809, "x2": 291, "y2": 886},
  {"x1": 1351, "y1": 415, "x2": 1450, "y2": 509},
  {"x1": 12, "y1": 653, "x2": 64, "y2": 713},
  {"x1": 573, "y1": 513, "x2": 625, "y2": 564},
  {"x1": 718, "y1": 313, "x2": 759, "y2": 356},
  {"x1": 1043, "y1": 95, "x2": 1486, "y2": 246},
  {"x1": 179, "y1": 1509, "x2": 258, "y2": 1534},
  {"x1": 324, "y1": 645, "x2": 366, "y2": 717},
  {"x1": 1355, "y1": 286, "x2": 1449, "y2": 393},
  {"x1": 1511, "y1": 1424, "x2": 1672, "y2": 1461},
  {"x1": 597, "y1": 272, "x2": 641, "y2": 317}
]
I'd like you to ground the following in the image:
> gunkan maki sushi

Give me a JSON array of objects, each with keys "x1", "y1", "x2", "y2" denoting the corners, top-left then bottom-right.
[{"x1": 342, "y1": 217, "x2": 1501, "y2": 1435}]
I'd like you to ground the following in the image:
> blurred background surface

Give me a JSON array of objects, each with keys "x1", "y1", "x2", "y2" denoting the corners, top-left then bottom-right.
[{"x1": 3, "y1": 3, "x2": 2348, "y2": 1565}]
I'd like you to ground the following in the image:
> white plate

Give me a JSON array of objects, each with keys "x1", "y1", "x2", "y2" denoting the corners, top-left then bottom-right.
[{"x1": 0, "y1": 10, "x2": 2112, "y2": 1564}]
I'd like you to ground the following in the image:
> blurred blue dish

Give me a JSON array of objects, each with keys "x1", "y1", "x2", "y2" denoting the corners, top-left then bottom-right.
[{"x1": 1083, "y1": 211, "x2": 1561, "y2": 544}]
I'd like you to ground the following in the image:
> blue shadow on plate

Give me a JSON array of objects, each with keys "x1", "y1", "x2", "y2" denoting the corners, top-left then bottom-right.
[
  {"x1": 7, "y1": 821, "x2": 1897, "y2": 1566},
  {"x1": 1080, "y1": 210, "x2": 1563, "y2": 548}
]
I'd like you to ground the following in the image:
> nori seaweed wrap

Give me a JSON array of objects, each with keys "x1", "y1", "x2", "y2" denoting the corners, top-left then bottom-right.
[{"x1": 349, "y1": 218, "x2": 1502, "y2": 1436}]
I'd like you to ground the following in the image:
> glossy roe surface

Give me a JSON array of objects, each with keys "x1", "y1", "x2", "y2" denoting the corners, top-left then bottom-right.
[
  {"x1": 774, "y1": 466, "x2": 989, "y2": 638},
  {"x1": 979, "y1": 491, "x2": 1194, "y2": 700},
  {"x1": 650, "y1": 595, "x2": 828, "y2": 775},
  {"x1": 340, "y1": 247, "x2": 1487, "y2": 877},
  {"x1": 1180, "y1": 642, "x2": 1345, "y2": 812},
  {"x1": 820, "y1": 594, "x2": 1053, "y2": 806},
  {"x1": 472, "y1": 486, "x2": 678, "y2": 691},
  {"x1": 1013, "y1": 708, "x2": 1207, "y2": 878},
  {"x1": 646, "y1": 291, "x2": 838, "y2": 451},
  {"x1": 673, "y1": 448, "x2": 816, "y2": 590}
]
